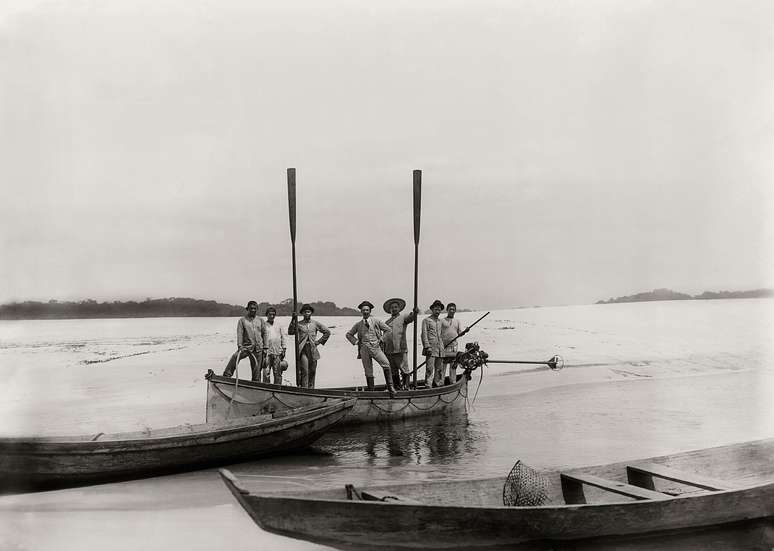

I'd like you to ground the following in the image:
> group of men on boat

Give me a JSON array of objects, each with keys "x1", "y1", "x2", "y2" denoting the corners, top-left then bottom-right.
[{"x1": 222, "y1": 298, "x2": 468, "y2": 395}]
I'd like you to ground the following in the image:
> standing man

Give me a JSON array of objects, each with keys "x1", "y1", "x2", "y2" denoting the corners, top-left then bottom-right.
[
  {"x1": 263, "y1": 306, "x2": 287, "y2": 385},
  {"x1": 288, "y1": 304, "x2": 330, "y2": 389},
  {"x1": 346, "y1": 300, "x2": 396, "y2": 396},
  {"x1": 421, "y1": 299, "x2": 445, "y2": 387},
  {"x1": 440, "y1": 302, "x2": 467, "y2": 385},
  {"x1": 383, "y1": 297, "x2": 419, "y2": 390},
  {"x1": 222, "y1": 300, "x2": 268, "y2": 381}
]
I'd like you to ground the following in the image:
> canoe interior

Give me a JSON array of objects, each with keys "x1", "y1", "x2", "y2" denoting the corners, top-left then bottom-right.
[
  {"x1": 221, "y1": 438, "x2": 774, "y2": 549},
  {"x1": 245, "y1": 437, "x2": 774, "y2": 506}
]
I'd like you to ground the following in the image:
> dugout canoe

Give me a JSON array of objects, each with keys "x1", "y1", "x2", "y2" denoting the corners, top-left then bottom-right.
[
  {"x1": 205, "y1": 370, "x2": 470, "y2": 425},
  {"x1": 0, "y1": 398, "x2": 355, "y2": 493},
  {"x1": 220, "y1": 438, "x2": 774, "y2": 549}
]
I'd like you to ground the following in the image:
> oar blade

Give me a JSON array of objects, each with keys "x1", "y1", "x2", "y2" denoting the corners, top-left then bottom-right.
[
  {"x1": 413, "y1": 169, "x2": 421, "y2": 245},
  {"x1": 287, "y1": 168, "x2": 297, "y2": 243}
]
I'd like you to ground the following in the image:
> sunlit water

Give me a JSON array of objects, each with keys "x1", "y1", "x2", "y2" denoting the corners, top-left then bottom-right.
[{"x1": 1, "y1": 299, "x2": 773, "y2": 550}]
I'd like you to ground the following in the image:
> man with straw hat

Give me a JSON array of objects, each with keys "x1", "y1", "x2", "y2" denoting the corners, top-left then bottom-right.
[
  {"x1": 421, "y1": 299, "x2": 446, "y2": 387},
  {"x1": 346, "y1": 300, "x2": 396, "y2": 396},
  {"x1": 383, "y1": 297, "x2": 420, "y2": 390}
]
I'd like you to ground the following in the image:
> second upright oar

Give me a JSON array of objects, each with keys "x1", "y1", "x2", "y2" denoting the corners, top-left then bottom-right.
[
  {"x1": 287, "y1": 168, "x2": 301, "y2": 386},
  {"x1": 412, "y1": 170, "x2": 421, "y2": 389}
]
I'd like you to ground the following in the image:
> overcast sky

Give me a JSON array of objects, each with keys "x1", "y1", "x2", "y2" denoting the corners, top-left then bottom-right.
[{"x1": 1, "y1": 0, "x2": 772, "y2": 309}]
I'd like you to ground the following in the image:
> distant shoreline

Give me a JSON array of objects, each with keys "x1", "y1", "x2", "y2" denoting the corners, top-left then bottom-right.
[
  {"x1": 0, "y1": 298, "x2": 360, "y2": 321},
  {"x1": 596, "y1": 288, "x2": 773, "y2": 305}
]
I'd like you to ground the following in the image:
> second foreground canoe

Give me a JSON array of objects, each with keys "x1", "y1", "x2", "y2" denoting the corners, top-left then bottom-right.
[
  {"x1": 220, "y1": 438, "x2": 774, "y2": 549},
  {"x1": 205, "y1": 370, "x2": 469, "y2": 425},
  {"x1": 0, "y1": 398, "x2": 355, "y2": 493}
]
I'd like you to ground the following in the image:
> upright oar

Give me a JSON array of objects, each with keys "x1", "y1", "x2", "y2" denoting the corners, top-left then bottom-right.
[
  {"x1": 287, "y1": 168, "x2": 301, "y2": 387},
  {"x1": 412, "y1": 170, "x2": 421, "y2": 389}
]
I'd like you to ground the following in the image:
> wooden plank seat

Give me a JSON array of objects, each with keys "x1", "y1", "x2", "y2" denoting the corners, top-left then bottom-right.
[
  {"x1": 344, "y1": 484, "x2": 421, "y2": 504},
  {"x1": 361, "y1": 490, "x2": 421, "y2": 504},
  {"x1": 626, "y1": 462, "x2": 734, "y2": 492},
  {"x1": 561, "y1": 473, "x2": 669, "y2": 504}
]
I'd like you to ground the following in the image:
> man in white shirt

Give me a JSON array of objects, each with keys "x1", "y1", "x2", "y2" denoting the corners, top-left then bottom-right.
[{"x1": 262, "y1": 306, "x2": 287, "y2": 384}]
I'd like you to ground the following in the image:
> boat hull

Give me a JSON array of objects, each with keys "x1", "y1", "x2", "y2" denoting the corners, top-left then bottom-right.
[
  {"x1": 205, "y1": 372, "x2": 469, "y2": 425},
  {"x1": 0, "y1": 399, "x2": 354, "y2": 493},
  {"x1": 220, "y1": 438, "x2": 774, "y2": 549}
]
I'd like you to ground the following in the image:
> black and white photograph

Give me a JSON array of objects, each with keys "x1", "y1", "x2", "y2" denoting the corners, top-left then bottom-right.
[{"x1": 1, "y1": 1, "x2": 773, "y2": 549}]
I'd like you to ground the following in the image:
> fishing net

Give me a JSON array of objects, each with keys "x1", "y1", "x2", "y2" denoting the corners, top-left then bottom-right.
[{"x1": 502, "y1": 460, "x2": 551, "y2": 506}]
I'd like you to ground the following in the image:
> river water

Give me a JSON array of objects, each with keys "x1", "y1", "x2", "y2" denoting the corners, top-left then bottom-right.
[{"x1": 1, "y1": 299, "x2": 773, "y2": 550}]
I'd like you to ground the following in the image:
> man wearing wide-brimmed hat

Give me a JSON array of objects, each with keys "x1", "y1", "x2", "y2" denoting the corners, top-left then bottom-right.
[
  {"x1": 288, "y1": 303, "x2": 330, "y2": 388},
  {"x1": 421, "y1": 299, "x2": 446, "y2": 387},
  {"x1": 383, "y1": 297, "x2": 420, "y2": 390},
  {"x1": 346, "y1": 300, "x2": 396, "y2": 396}
]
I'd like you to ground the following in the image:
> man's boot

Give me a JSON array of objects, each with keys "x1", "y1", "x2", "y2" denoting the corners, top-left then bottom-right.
[
  {"x1": 402, "y1": 373, "x2": 411, "y2": 390},
  {"x1": 382, "y1": 368, "x2": 396, "y2": 397},
  {"x1": 392, "y1": 368, "x2": 402, "y2": 390},
  {"x1": 366, "y1": 376, "x2": 375, "y2": 391}
]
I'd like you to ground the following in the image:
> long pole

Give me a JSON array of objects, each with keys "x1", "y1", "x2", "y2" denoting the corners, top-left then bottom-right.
[
  {"x1": 287, "y1": 168, "x2": 301, "y2": 387},
  {"x1": 412, "y1": 170, "x2": 421, "y2": 389},
  {"x1": 409, "y1": 311, "x2": 490, "y2": 375}
]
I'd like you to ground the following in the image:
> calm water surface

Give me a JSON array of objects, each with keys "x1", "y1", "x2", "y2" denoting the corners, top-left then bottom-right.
[{"x1": 1, "y1": 299, "x2": 773, "y2": 550}]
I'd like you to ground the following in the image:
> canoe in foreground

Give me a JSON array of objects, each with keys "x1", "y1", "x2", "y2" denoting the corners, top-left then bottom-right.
[
  {"x1": 205, "y1": 370, "x2": 469, "y2": 425},
  {"x1": 220, "y1": 438, "x2": 774, "y2": 549},
  {"x1": 0, "y1": 398, "x2": 355, "y2": 493}
]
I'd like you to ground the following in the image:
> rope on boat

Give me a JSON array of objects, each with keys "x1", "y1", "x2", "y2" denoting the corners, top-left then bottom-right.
[
  {"x1": 212, "y1": 383, "x2": 306, "y2": 411},
  {"x1": 224, "y1": 347, "x2": 256, "y2": 419},
  {"x1": 471, "y1": 362, "x2": 485, "y2": 405},
  {"x1": 213, "y1": 373, "x2": 470, "y2": 417},
  {"x1": 363, "y1": 385, "x2": 464, "y2": 413}
]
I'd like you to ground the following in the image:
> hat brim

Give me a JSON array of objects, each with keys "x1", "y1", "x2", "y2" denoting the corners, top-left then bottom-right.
[
  {"x1": 430, "y1": 301, "x2": 445, "y2": 310},
  {"x1": 383, "y1": 298, "x2": 407, "y2": 313},
  {"x1": 357, "y1": 301, "x2": 375, "y2": 310}
]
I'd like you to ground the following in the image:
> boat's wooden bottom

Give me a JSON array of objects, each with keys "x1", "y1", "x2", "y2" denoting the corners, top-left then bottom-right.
[
  {"x1": 205, "y1": 371, "x2": 469, "y2": 425},
  {"x1": 0, "y1": 400, "x2": 354, "y2": 494}
]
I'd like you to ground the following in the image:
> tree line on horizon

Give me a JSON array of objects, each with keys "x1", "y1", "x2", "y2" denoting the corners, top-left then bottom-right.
[
  {"x1": 596, "y1": 288, "x2": 773, "y2": 304},
  {"x1": 0, "y1": 297, "x2": 360, "y2": 320}
]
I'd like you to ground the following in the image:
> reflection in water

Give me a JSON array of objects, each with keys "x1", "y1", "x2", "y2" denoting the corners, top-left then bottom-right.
[{"x1": 315, "y1": 409, "x2": 489, "y2": 471}]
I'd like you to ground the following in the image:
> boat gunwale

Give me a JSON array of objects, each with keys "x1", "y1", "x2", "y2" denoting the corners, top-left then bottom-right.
[
  {"x1": 235, "y1": 480, "x2": 774, "y2": 511},
  {"x1": 0, "y1": 398, "x2": 356, "y2": 451}
]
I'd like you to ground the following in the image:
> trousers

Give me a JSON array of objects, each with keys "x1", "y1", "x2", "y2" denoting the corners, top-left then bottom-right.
[
  {"x1": 223, "y1": 349, "x2": 264, "y2": 381},
  {"x1": 359, "y1": 344, "x2": 390, "y2": 378},
  {"x1": 263, "y1": 354, "x2": 284, "y2": 385}
]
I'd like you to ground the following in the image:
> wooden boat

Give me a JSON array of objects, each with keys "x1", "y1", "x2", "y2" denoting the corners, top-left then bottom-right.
[
  {"x1": 205, "y1": 369, "x2": 470, "y2": 425},
  {"x1": 0, "y1": 398, "x2": 355, "y2": 493},
  {"x1": 219, "y1": 438, "x2": 774, "y2": 549}
]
